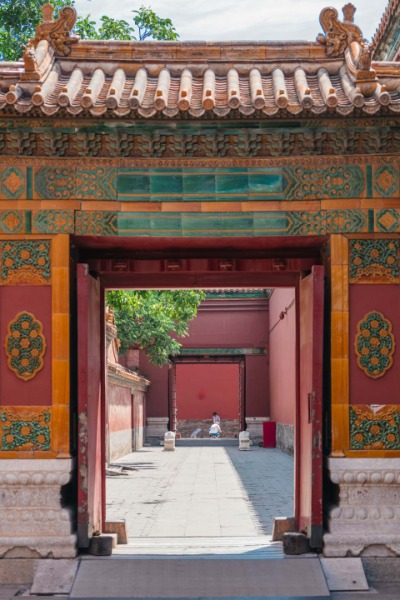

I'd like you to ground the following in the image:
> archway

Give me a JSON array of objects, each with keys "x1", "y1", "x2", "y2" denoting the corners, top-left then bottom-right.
[{"x1": 74, "y1": 236, "x2": 326, "y2": 550}]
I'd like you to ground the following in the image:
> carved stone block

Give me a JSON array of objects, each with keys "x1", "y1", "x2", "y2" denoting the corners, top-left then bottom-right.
[
  {"x1": 245, "y1": 417, "x2": 270, "y2": 442},
  {"x1": 146, "y1": 417, "x2": 169, "y2": 440},
  {"x1": 0, "y1": 459, "x2": 76, "y2": 559},
  {"x1": 324, "y1": 458, "x2": 400, "y2": 557}
]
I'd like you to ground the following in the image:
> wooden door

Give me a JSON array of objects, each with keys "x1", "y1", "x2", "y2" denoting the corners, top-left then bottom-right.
[
  {"x1": 77, "y1": 264, "x2": 103, "y2": 547},
  {"x1": 297, "y1": 265, "x2": 324, "y2": 548}
]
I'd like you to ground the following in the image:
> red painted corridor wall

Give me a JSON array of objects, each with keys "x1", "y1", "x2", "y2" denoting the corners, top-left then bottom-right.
[{"x1": 176, "y1": 363, "x2": 239, "y2": 420}]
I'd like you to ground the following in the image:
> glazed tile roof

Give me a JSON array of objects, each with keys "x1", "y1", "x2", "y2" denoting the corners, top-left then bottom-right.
[
  {"x1": 1, "y1": 3, "x2": 400, "y2": 119},
  {"x1": 371, "y1": 0, "x2": 400, "y2": 59}
]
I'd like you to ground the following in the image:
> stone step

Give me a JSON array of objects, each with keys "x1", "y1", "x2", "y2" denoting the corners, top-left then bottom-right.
[
  {"x1": 175, "y1": 437, "x2": 242, "y2": 447},
  {"x1": 70, "y1": 557, "x2": 330, "y2": 598},
  {"x1": 110, "y1": 536, "x2": 284, "y2": 559}
]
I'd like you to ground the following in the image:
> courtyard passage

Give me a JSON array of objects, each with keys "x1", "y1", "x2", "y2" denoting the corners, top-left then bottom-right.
[{"x1": 106, "y1": 447, "x2": 294, "y2": 539}]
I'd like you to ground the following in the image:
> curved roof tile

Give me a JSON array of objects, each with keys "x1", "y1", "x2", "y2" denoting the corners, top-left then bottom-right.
[{"x1": 1, "y1": 4, "x2": 400, "y2": 119}]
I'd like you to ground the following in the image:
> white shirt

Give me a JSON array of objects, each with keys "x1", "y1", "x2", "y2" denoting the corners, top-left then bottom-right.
[{"x1": 209, "y1": 423, "x2": 221, "y2": 434}]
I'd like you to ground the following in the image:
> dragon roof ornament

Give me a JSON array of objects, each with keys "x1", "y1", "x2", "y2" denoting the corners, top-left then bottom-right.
[
  {"x1": 317, "y1": 4, "x2": 364, "y2": 57},
  {"x1": 32, "y1": 3, "x2": 78, "y2": 57}
]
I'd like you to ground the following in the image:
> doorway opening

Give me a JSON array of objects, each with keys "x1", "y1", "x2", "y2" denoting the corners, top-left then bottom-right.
[{"x1": 74, "y1": 238, "x2": 325, "y2": 553}]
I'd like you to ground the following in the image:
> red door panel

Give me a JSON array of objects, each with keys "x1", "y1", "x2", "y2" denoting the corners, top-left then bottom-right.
[
  {"x1": 297, "y1": 265, "x2": 324, "y2": 548},
  {"x1": 77, "y1": 264, "x2": 102, "y2": 547}
]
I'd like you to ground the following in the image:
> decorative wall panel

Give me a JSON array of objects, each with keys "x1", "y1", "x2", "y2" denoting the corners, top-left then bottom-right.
[
  {"x1": 0, "y1": 240, "x2": 51, "y2": 285},
  {"x1": 0, "y1": 166, "x2": 25, "y2": 200},
  {"x1": 374, "y1": 164, "x2": 399, "y2": 197},
  {"x1": 349, "y1": 239, "x2": 399, "y2": 284},
  {"x1": 0, "y1": 211, "x2": 25, "y2": 234},
  {"x1": 4, "y1": 312, "x2": 46, "y2": 381},
  {"x1": 75, "y1": 211, "x2": 118, "y2": 236},
  {"x1": 355, "y1": 311, "x2": 395, "y2": 379},
  {"x1": 32, "y1": 210, "x2": 74, "y2": 234},
  {"x1": 0, "y1": 121, "x2": 399, "y2": 161},
  {"x1": 34, "y1": 167, "x2": 75, "y2": 200},
  {"x1": 350, "y1": 405, "x2": 400, "y2": 450},
  {"x1": 0, "y1": 408, "x2": 51, "y2": 451}
]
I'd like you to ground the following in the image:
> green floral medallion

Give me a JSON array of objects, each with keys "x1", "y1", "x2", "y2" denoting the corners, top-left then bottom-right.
[
  {"x1": 5, "y1": 312, "x2": 46, "y2": 381},
  {"x1": 355, "y1": 311, "x2": 395, "y2": 379}
]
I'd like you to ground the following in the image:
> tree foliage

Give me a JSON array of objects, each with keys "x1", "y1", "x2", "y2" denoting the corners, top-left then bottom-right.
[
  {"x1": 76, "y1": 7, "x2": 178, "y2": 41},
  {"x1": 0, "y1": 1, "x2": 179, "y2": 61},
  {"x1": 107, "y1": 290, "x2": 205, "y2": 366},
  {"x1": 133, "y1": 7, "x2": 178, "y2": 41},
  {"x1": 0, "y1": 0, "x2": 74, "y2": 61}
]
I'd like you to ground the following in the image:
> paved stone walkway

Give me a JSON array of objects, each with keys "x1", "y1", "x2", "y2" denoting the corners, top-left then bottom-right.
[{"x1": 107, "y1": 447, "x2": 294, "y2": 538}]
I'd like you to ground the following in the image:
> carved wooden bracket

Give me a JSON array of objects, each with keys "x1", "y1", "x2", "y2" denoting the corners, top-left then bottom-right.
[
  {"x1": 33, "y1": 3, "x2": 78, "y2": 57},
  {"x1": 317, "y1": 4, "x2": 364, "y2": 57}
]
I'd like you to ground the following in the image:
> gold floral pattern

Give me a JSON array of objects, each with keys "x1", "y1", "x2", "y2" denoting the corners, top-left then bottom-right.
[
  {"x1": 0, "y1": 240, "x2": 51, "y2": 285},
  {"x1": 349, "y1": 239, "x2": 399, "y2": 284},
  {"x1": 350, "y1": 406, "x2": 400, "y2": 450},
  {"x1": 0, "y1": 408, "x2": 50, "y2": 451}
]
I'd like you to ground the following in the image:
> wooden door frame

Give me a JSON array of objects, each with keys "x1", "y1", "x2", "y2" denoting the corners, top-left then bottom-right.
[{"x1": 73, "y1": 239, "x2": 327, "y2": 538}]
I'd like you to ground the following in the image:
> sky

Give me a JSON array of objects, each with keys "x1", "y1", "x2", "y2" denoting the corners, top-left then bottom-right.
[{"x1": 74, "y1": 0, "x2": 389, "y2": 43}]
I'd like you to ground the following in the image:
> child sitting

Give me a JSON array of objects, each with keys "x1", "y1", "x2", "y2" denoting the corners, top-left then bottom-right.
[{"x1": 209, "y1": 422, "x2": 222, "y2": 438}]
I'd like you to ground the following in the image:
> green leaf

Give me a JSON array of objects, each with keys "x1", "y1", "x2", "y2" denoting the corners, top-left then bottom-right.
[
  {"x1": 107, "y1": 290, "x2": 205, "y2": 365},
  {"x1": 0, "y1": 1, "x2": 179, "y2": 61}
]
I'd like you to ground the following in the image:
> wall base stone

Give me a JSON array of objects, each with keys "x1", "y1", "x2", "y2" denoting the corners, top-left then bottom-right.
[
  {"x1": 0, "y1": 459, "x2": 76, "y2": 560},
  {"x1": 362, "y1": 557, "x2": 400, "y2": 582},
  {"x1": 324, "y1": 458, "x2": 400, "y2": 558},
  {"x1": 146, "y1": 417, "x2": 169, "y2": 440},
  {"x1": 245, "y1": 417, "x2": 270, "y2": 442},
  {"x1": 276, "y1": 423, "x2": 294, "y2": 455},
  {"x1": 177, "y1": 419, "x2": 239, "y2": 438},
  {"x1": 109, "y1": 429, "x2": 132, "y2": 462},
  {"x1": 0, "y1": 558, "x2": 40, "y2": 584}
]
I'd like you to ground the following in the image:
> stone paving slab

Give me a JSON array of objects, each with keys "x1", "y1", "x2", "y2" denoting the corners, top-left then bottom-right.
[
  {"x1": 0, "y1": 586, "x2": 21, "y2": 600},
  {"x1": 331, "y1": 583, "x2": 400, "y2": 599},
  {"x1": 320, "y1": 558, "x2": 369, "y2": 592},
  {"x1": 70, "y1": 558, "x2": 329, "y2": 598},
  {"x1": 106, "y1": 447, "x2": 294, "y2": 538},
  {"x1": 30, "y1": 559, "x2": 78, "y2": 595}
]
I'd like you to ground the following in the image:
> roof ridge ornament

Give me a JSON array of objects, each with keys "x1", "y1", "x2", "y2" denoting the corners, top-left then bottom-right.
[
  {"x1": 317, "y1": 4, "x2": 364, "y2": 57},
  {"x1": 342, "y1": 3, "x2": 356, "y2": 22},
  {"x1": 33, "y1": 3, "x2": 78, "y2": 57}
]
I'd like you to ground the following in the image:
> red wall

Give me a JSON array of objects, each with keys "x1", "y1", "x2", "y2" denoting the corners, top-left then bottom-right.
[
  {"x1": 176, "y1": 363, "x2": 239, "y2": 419},
  {"x1": 268, "y1": 288, "x2": 296, "y2": 425},
  {"x1": 350, "y1": 284, "x2": 400, "y2": 405},
  {"x1": 139, "y1": 350, "x2": 169, "y2": 417},
  {"x1": 107, "y1": 384, "x2": 132, "y2": 433},
  {"x1": 185, "y1": 299, "x2": 268, "y2": 348}
]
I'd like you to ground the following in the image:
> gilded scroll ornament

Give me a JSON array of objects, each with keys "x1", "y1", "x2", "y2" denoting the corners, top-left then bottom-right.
[
  {"x1": 350, "y1": 240, "x2": 399, "y2": 284},
  {"x1": 317, "y1": 5, "x2": 363, "y2": 57},
  {"x1": 0, "y1": 408, "x2": 50, "y2": 451},
  {"x1": 5, "y1": 312, "x2": 46, "y2": 381},
  {"x1": 0, "y1": 241, "x2": 51, "y2": 285},
  {"x1": 33, "y1": 3, "x2": 77, "y2": 56},
  {"x1": 350, "y1": 405, "x2": 400, "y2": 450},
  {"x1": 355, "y1": 311, "x2": 395, "y2": 379}
]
